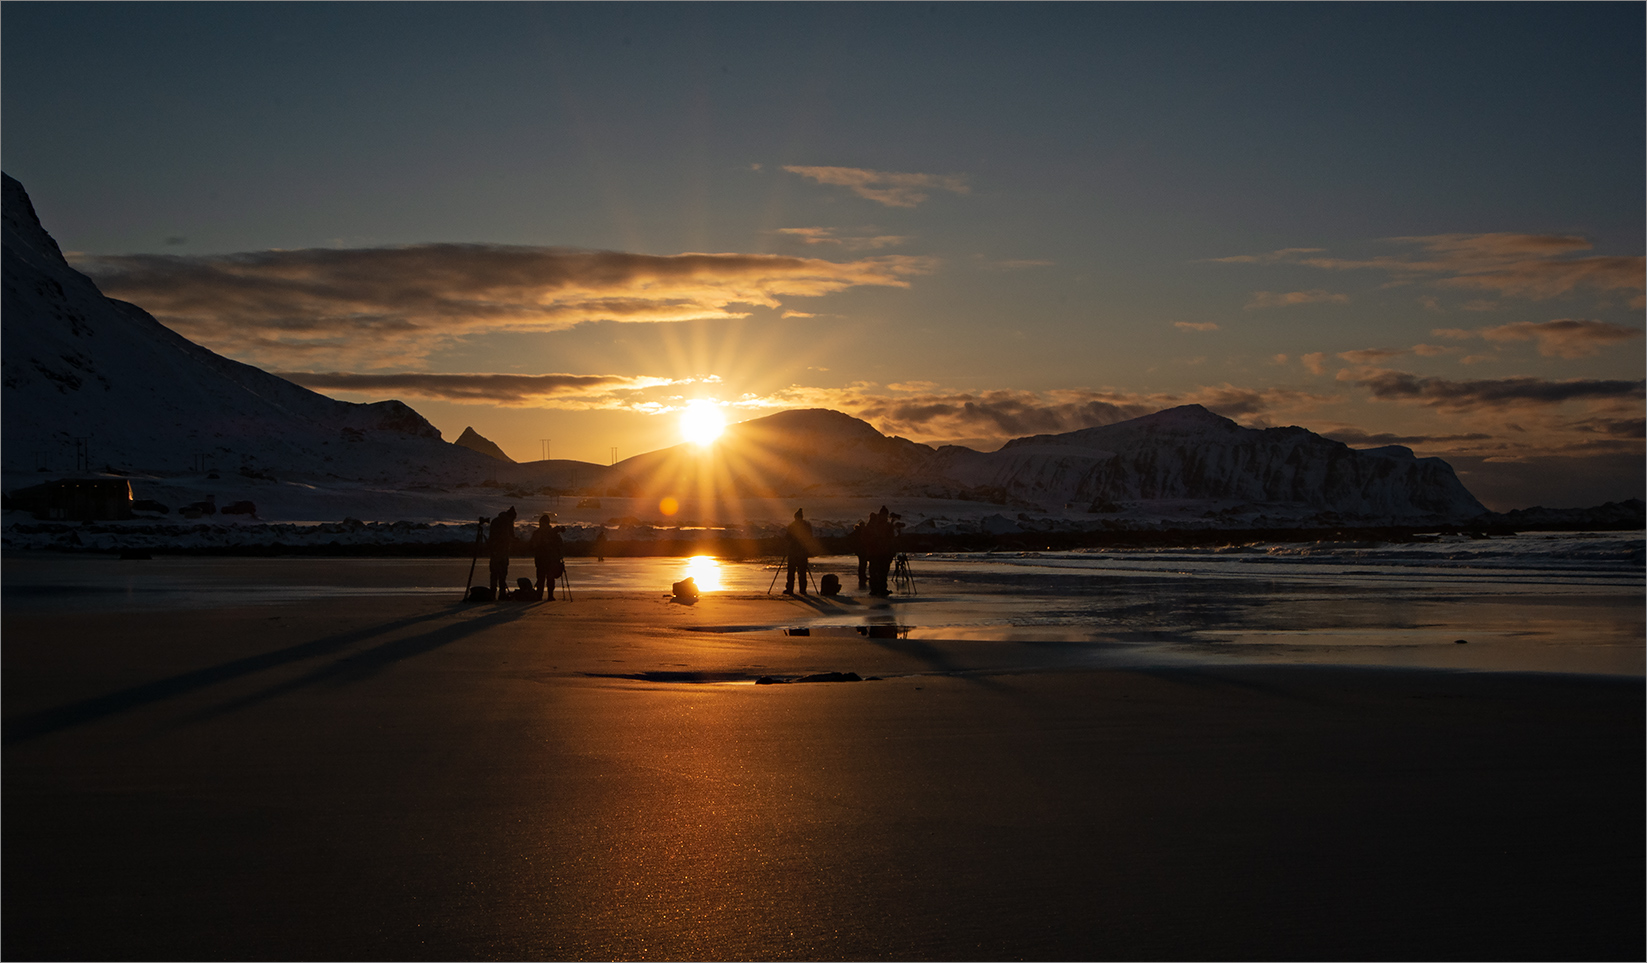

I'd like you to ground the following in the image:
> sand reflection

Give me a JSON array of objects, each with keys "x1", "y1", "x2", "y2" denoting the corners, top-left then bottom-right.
[{"x1": 682, "y1": 555, "x2": 723, "y2": 592}]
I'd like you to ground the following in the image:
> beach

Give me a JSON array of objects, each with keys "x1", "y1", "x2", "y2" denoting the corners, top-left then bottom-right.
[{"x1": 4, "y1": 552, "x2": 1643, "y2": 960}]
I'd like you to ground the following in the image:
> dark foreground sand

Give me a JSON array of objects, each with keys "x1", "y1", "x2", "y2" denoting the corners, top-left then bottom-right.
[{"x1": 5, "y1": 589, "x2": 1642, "y2": 960}]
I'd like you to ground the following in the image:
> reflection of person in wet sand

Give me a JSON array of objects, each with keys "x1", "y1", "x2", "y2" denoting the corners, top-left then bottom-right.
[
  {"x1": 487, "y1": 506, "x2": 517, "y2": 600},
  {"x1": 530, "y1": 513, "x2": 565, "y2": 600},
  {"x1": 784, "y1": 508, "x2": 816, "y2": 596}
]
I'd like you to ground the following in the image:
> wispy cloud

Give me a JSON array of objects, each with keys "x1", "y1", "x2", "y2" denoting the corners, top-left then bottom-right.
[
  {"x1": 1203, "y1": 247, "x2": 1326, "y2": 264},
  {"x1": 1337, "y1": 348, "x2": 1408, "y2": 364},
  {"x1": 278, "y1": 371, "x2": 681, "y2": 407},
  {"x1": 1563, "y1": 415, "x2": 1646, "y2": 439},
  {"x1": 783, "y1": 165, "x2": 969, "y2": 208},
  {"x1": 1478, "y1": 319, "x2": 1643, "y2": 358},
  {"x1": 1174, "y1": 321, "x2": 1220, "y2": 332},
  {"x1": 1321, "y1": 428, "x2": 1495, "y2": 447},
  {"x1": 1428, "y1": 319, "x2": 1642, "y2": 359},
  {"x1": 80, "y1": 245, "x2": 933, "y2": 367},
  {"x1": 1338, "y1": 366, "x2": 1646, "y2": 410},
  {"x1": 1245, "y1": 289, "x2": 1349, "y2": 310},
  {"x1": 773, "y1": 226, "x2": 912, "y2": 251},
  {"x1": 1219, "y1": 234, "x2": 1645, "y2": 306}
]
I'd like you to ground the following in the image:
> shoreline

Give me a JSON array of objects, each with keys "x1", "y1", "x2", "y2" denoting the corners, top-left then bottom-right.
[{"x1": 6, "y1": 519, "x2": 1643, "y2": 558}]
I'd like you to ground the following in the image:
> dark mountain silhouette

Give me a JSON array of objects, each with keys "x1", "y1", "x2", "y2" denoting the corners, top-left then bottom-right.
[
  {"x1": 455, "y1": 427, "x2": 514, "y2": 463},
  {"x1": 607, "y1": 408, "x2": 934, "y2": 500}
]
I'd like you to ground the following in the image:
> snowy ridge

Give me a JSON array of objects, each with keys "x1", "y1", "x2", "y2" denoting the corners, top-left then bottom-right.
[
  {"x1": 926, "y1": 405, "x2": 1486, "y2": 521},
  {"x1": 1, "y1": 172, "x2": 502, "y2": 485}
]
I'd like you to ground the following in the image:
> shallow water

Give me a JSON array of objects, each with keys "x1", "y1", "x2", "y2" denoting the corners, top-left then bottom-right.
[{"x1": 5, "y1": 531, "x2": 1642, "y2": 675}]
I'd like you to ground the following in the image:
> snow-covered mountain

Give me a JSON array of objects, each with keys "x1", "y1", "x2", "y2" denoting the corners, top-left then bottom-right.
[
  {"x1": 605, "y1": 405, "x2": 1486, "y2": 524},
  {"x1": 1, "y1": 172, "x2": 1491, "y2": 528},
  {"x1": 1, "y1": 172, "x2": 503, "y2": 484},
  {"x1": 925, "y1": 405, "x2": 1487, "y2": 520}
]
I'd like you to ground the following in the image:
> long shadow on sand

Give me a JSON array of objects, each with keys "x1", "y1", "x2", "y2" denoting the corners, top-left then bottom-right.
[
  {"x1": 2, "y1": 604, "x2": 524, "y2": 744},
  {"x1": 187, "y1": 604, "x2": 532, "y2": 721}
]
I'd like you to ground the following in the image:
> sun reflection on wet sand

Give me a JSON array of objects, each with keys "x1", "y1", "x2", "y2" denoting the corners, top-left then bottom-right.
[{"x1": 683, "y1": 555, "x2": 723, "y2": 592}]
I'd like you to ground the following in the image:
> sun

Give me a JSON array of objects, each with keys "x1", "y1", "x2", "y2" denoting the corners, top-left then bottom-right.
[{"x1": 680, "y1": 400, "x2": 725, "y2": 446}]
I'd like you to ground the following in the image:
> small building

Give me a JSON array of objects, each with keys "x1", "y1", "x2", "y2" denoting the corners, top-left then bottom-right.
[{"x1": 5, "y1": 478, "x2": 134, "y2": 520}]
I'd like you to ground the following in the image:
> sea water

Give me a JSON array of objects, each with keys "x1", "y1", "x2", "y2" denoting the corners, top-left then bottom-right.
[{"x1": 4, "y1": 531, "x2": 1641, "y2": 675}]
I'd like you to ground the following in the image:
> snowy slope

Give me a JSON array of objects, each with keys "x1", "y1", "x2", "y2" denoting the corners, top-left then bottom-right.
[
  {"x1": 926, "y1": 405, "x2": 1486, "y2": 520},
  {"x1": 1, "y1": 172, "x2": 503, "y2": 484}
]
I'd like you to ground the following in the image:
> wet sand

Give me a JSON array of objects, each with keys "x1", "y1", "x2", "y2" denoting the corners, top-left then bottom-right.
[{"x1": 4, "y1": 589, "x2": 1642, "y2": 960}]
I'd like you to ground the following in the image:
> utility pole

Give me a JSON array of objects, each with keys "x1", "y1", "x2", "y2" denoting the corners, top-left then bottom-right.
[
  {"x1": 540, "y1": 439, "x2": 551, "y2": 462},
  {"x1": 610, "y1": 447, "x2": 617, "y2": 466}
]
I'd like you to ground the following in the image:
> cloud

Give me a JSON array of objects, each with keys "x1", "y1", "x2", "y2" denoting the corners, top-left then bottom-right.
[
  {"x1": 734, "y1": 382, "x2": 1337, "y2": 447},
  {"x1": 280, "y1": 371, "x2": 682, "y2": 407},
  {"x1": 1174, "y1": 321, "x2": 1220, "y2": 332},
  {"x1": 80, "y1": 245, "x2": 933, "y2": 367},
  {"x1": 1338, "y1": 367, "x2": 1646, "y2": 410},
  {"x1": 1202, "y1": 247, "x2": 1326, "y2": 264},
  {"x1": 1245, "y1": 290, "x2": 1349, "y2": 310},
  {"x1": 1220, "y1": 234, "x2": 1645, "y2": 305},
  {"x1": 783, "y1": 165, "x2": 969, "y2": 208},
  {"x1": 1337, "y1": 347, "x2": 1408, "y2": 364},
  {"x1": 773, "y1": 227, "x2": 912, "y2": 251},
  {"x1": 1477, "y1": 319, "x2": 1643, "y2": 358},
  {"x1": 1301, "y1": 352, "x2": 1329, "y2": 375},
  {"x1": 1563, "y1": 416, "x2": 1646, "y2": 439},
  {"x1": 1321, "y1": 428, "x2": 1495, "y2": 447}
]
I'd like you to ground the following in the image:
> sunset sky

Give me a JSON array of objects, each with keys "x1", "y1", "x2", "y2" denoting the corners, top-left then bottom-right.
[{"x1": 4, "y1": 3, "x2": 1642, "y2": 509}]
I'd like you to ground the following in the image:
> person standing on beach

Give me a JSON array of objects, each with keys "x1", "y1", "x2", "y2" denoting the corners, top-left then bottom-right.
[
  {"x1": 865, "y1": 506, "x2": 896, "y2": 597},
  {"x1": 530, "y1": 513, "x2": 565, "y2": 600},
  {"x1": 851, "y1": 520, "x2": 869, "y2": 588},
  {"x1": 784, "y1": 508, "x2": 816, "y2": 595},
  {"x1": 487, "y1": 506, "x2": 517, "y2": 600}
]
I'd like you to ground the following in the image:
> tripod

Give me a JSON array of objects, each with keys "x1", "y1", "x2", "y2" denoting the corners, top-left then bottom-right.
[
  {"x1": 462, "y1": 516, "x2": 486, "y2": 600},
  {"x1": 768, "y1": 556, "x2": 820, "y2": 595},
  {"x1": 892, "y1": 553, "x2": 917, "y2": 595}
]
